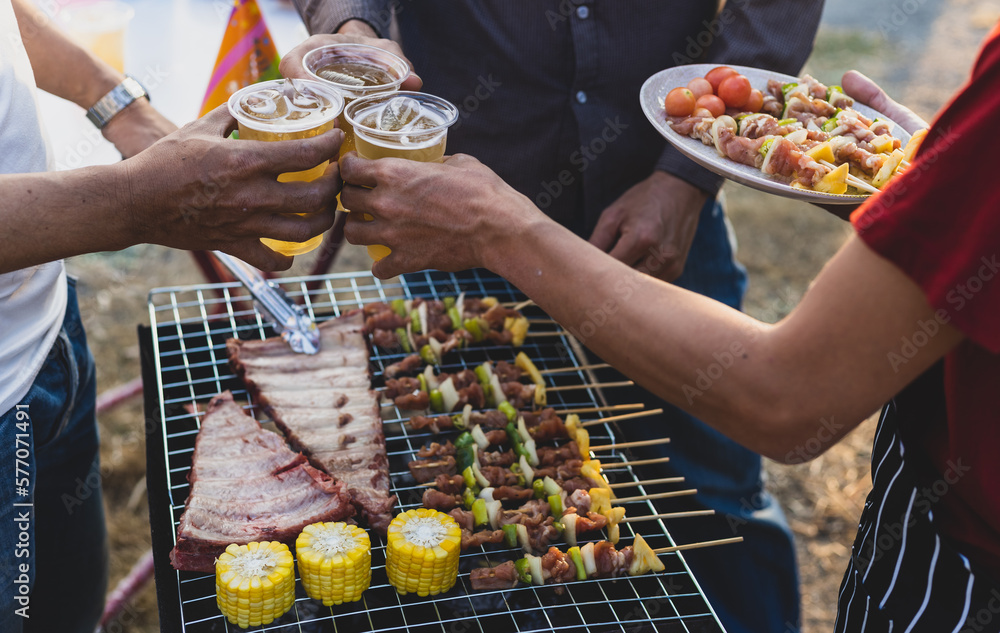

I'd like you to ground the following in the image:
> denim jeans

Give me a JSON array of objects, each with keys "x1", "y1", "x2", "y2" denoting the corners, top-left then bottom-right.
[
  {"x1": 621, "y1": 197, "x2": 801, "y2": 633},
  {"x1": 0, "y1": 276, "x2": 107, "y2": 633}
]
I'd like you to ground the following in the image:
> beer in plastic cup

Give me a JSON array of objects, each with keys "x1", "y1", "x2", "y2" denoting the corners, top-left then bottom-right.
[
  {"x1": 344, "y1": 92, "x2": 459, "y2": 260},
  {"x1": 60, "y1": 1, "x2": 135, "y2": 73},
  {"x1": 227, "y1": 78, "x2": 344, "y2": 257},
  {"x1": 303, "y1": 43, "x2": 410, "y2": 159}
]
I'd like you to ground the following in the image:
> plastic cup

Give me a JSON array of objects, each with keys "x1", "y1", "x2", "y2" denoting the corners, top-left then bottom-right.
[
  {"x1": 344, "y1": 92, "x2": 459, "y2": 260},
  {"x1": 303, "y1": 43, "x2": 411, "y2": 159},
  {"x1": 227, "y1": 78, "x2": 344, "y2": 257},
  {"x1": 60, "y1": 1, "x2": 135, "y2": 73}
]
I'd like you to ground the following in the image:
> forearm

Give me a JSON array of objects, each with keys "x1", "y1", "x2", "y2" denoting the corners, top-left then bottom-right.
[
  {"x1": 292, "y1": 0, "x2": 391, "y2": 35},
  {"x1": 13, "y1": 0, "x2": 121, "y2": 109},
  {"x1": 0, "y1": 165, "x2": 133, "y2": 273}
]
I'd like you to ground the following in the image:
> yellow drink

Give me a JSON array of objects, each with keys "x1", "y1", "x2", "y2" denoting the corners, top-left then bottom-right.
[
  {"x1": 61, "y1": 1, "x2": 134, "y2": 72},
  {"x1": 345, "y1": 92, "x2": 459, "y2": 260},
  {"x1": 227, "y1": 79, "x2": 344, "y2": 256}
]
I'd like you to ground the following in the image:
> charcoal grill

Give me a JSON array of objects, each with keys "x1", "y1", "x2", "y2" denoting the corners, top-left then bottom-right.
[{"x1": 140, "y1": 268, "x2": 726, "y2": 633}]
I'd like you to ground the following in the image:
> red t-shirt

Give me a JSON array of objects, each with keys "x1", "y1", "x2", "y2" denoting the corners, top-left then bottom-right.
[{"x1": 851, "y1": 23, "x2": 1000, "y2": 578}]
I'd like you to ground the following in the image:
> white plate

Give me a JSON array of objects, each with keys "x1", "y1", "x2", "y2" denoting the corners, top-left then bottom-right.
[{"x1": 639, "y1": 64, "x2": 911, "y2": 204}]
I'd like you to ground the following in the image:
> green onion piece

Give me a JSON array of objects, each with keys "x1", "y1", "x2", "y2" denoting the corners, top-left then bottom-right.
[
  {"x1": 758, "y1": 138, "x2": 774, "y2": 158},
  {"x1": 391, "y1": 299, "x2": 407, "y2": 317},
  {"x1": 429, "y1": 389, "x2": 444, "y2": 413},
  {"x1": 514, "y1": 558, "x2": 532, "y2": 584},
  {"x1": 503, "y1": 524, "x2": 518, "y2": 548},
  {"x1": 409, "y1": 309, "x2": 421, "y2": 334},
  {"x1": 395, "y1": 328, "x2": 411, "y2": 353},
  {"x1": 498, "y1": 401, "x2": 517, "y2": 424},
  {"x1": 516, "y1": 473, "x2": 526, "y2": 487},
  {"x1": 777, "y1": 117, "x2": 797, "y2": 126},
  {"x1": 464, "y1": 318, "x2": 484, "y2": 342},
  {"x1": 822, "y1": 116, "x2": 840, "y2": 132},
  {"x1": 533, "y1": 479, "x2": 545, "y2": 499},
  {"x1": 827, "y1": 85, "x2": 843, "y2": 101},
  {"x1": 419, "y1": 344, "x2": 437, "y2": 365},
  {"x1": 418, "y1": 373, "x2": 428, "y2": 393},
  {"x1": 447, "y1": 306, "x2": 462, "y2": 330},
  {"x1": 568, "y1": 546, "x2": 587, "y2": 580},
  {"x1": 552, "y1": 521, "x2": 564, "y2": 535},
  {"x1": 548, "y1": 494, "x2": 563, "y2": 519},
  {"x1": 506, "y1": 422, "x2": 529, "y2": 458},
  {"x1": 443, "y1": 296, "x2": 456, "y2": 309},
  {"x1": 781, "y1": 82, "x2": 798, "y2": 96},
  {"x1": 510, "y1": 462, "x2": 521, "y2": 473},
  {"x1": 451, "y1": 413, "x2": 466, "y2": 430},
  {"x1": 462, "y1": 487, "x2": 476, "y2": 510},
  {"x1": 471, "y1": 498, "x2": 488, "y2": 527}
]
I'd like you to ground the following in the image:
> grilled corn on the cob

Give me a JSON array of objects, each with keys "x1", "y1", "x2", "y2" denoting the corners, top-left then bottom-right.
[
  {"x1": 386, "y1": 509, "x2": 461, "y2": 596},
  {"x1": 296, "y1": 522, "x2": 371, "y2": 605},
  {"x1": 215, "y1": 541, "x2": 295, "y2": 628}
]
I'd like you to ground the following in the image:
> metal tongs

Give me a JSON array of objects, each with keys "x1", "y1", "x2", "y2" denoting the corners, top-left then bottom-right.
[{"x1": 213, "y1": 251, "x2": 320, "y2": 354}]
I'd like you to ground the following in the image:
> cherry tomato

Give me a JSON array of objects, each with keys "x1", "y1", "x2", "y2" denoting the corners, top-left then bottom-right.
[
  {"x1": 664, "y1": 87, "x2": 696, "y2": 117},
  {"x1": 692, "y1": 107, "x2": 714, "y2": 118},
  {"x1": 718, "y1": 74, "x2": 752, "y2": 109},
  {"x1": 686, "y1": 77, "x2": 713, "y2": 99},
  {"x1": 705, "y1": 66, "x2": 738, "y2": 92},
  {"x1": 744, "y1": 88, "x2": 764, "y2": 113},
  {"x1": 694, "y1": 94, "x2": 725, "y2": 118}
]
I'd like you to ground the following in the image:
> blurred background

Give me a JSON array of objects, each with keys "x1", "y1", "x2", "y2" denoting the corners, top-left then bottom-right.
[{"x1": 32, "y1": 0, "x2": 1000, "y2": 630}]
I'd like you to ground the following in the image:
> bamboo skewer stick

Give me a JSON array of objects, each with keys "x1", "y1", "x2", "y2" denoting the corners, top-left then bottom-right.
[
  {"x1": 602, "y1": 456, "x2": 670, "y2": 468},
  {"x1": 608, "y1": 476, "x2": 685, "y2": 489},
  {"x1": 546, "y1": 380, "x2": 633, "y2": 393},
  {"x1": 525, "y1": 330, "x2": 570, "y2": 338},
  {"x1": 590, "y1": 437, "x2": 670, "y2": 451},
  {"x1": 621, "y1": 510, "x2": 715, "y2": 523},
  {"x1": 654, "y1": 536, "x2": 743, "y2": 555},
  {"x1": 817, "y1": 159, "x2": 880, "y2": 193},
  {"x1": 614, "y1": 489, "x2": 697, "y2": 504},
  {"x1": 581, "y1": 408, "x2": 663, "y2": 428},
  {"x1": 501, "y1": 299, "x2": 536, "y2": 310},
  {"x1": 538, "y1": 362, "x2": 610, "y2": 375},
  {"x1": 559, "y1": 403, "x2": 644, "y2": 415}
]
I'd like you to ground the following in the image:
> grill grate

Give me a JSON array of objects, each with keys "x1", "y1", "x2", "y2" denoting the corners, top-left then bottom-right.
[{"x1": 142, "y1": 268, "x2": 726, "y2": 633}]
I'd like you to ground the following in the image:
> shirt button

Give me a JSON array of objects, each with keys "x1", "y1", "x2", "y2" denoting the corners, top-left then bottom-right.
[
  {"x1": 576, "y1": 5, "x2": 589, "y2": 19},
  {"x1": 576, "y1": 90, "x2": 587, "y2": 104}
]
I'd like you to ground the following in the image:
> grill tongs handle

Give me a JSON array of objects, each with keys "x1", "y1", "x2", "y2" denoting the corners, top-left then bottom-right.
[{"x1": 212, "y1": 251, "x2": 320, "y2": 355}]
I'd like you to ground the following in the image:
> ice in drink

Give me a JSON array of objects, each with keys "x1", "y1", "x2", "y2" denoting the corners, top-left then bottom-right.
[
  {"x1": 344, "y1": 92, "x2": 459, "y2": 260},
  {"x1": 227, "y1": 79, "x2": 344, "y2": 256},
  {"x1": 303, "y1": 44, "x2": 410, "y2": 158}
]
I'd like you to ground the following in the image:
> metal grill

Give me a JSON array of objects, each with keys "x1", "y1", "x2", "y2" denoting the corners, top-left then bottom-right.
[{"x1": 141, "y1": 268, "x2": 725, "y2": 633}]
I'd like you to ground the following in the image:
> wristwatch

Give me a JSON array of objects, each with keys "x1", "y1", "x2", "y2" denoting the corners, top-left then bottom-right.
[{"x1": 85, "y1": 76, "x2": 149, "y2": 129}]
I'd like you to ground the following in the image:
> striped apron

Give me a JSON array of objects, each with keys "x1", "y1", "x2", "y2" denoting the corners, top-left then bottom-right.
[{"x1": 835, "y1": 401, "x2": 1000, "y2": 632}]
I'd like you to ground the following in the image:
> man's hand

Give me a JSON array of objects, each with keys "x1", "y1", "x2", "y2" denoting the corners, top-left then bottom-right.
[
  {"x1": 280, "y1": 20, "x2": 422, "y2": 91},
  {"x1": 101, "y1": 99, "x2": 178, "y2": 158},
  {"x1": 340, "y1": 152, "x2": 545, "y2": 279},
  {"x1": 588, "y1": 171, "x2": 706, "y2": 282},
  {"x1": 119, "y1": 105, "x2": 344, "y2": 271},
  {"x1": 842, "y1": 70, "x2": 928, "y2": 135}
]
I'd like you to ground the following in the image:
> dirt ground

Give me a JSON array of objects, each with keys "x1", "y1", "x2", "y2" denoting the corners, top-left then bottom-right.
[{"x1": 62, "y1": 4, "x2": 997, "y2": 632}]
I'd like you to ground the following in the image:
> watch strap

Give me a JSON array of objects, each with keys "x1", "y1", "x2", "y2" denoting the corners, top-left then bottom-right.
[{"x1": 86, "y1": 76, "x2": 149, "y2": 129}]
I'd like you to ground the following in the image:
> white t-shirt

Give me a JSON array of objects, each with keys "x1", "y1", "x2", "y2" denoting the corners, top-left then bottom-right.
[{"x1": 0, "y1": 0, "x2": 68, "y2": 415}]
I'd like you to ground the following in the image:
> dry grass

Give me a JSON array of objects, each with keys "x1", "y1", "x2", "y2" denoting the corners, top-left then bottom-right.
[{"x1": 61, "y1": 7, "x2": 990, "y2": 631}]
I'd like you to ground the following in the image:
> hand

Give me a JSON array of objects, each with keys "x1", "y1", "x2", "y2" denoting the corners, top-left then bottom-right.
[
  {"x1": 841, "y1": 70, "x2": 929, "y2": 134},
  {"x1": 340, "y1": 152, "x2": 547, "y2": 278},
  {"x1": 118, "y1": 105, "x2": 344, "y2": 271},
  {"x1": 588, "y1": 171, "x2": 706, "y2": 282},
  {"x1": 279, "y1": 21, "x2": 422, "y2": 91},
  {"x1": 101, "y1": 99, "x2": 178, "y2": 158}
]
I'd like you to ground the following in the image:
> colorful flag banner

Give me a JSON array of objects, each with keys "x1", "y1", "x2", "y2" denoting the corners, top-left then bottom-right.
[{"x1": 199, "y1": 0, "x2": 281, "y2": 117}]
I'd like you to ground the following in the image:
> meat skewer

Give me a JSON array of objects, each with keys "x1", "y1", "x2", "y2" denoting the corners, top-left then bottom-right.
[{"x1": 469, "y1": 535, "x2": 743, "y2": 591}]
